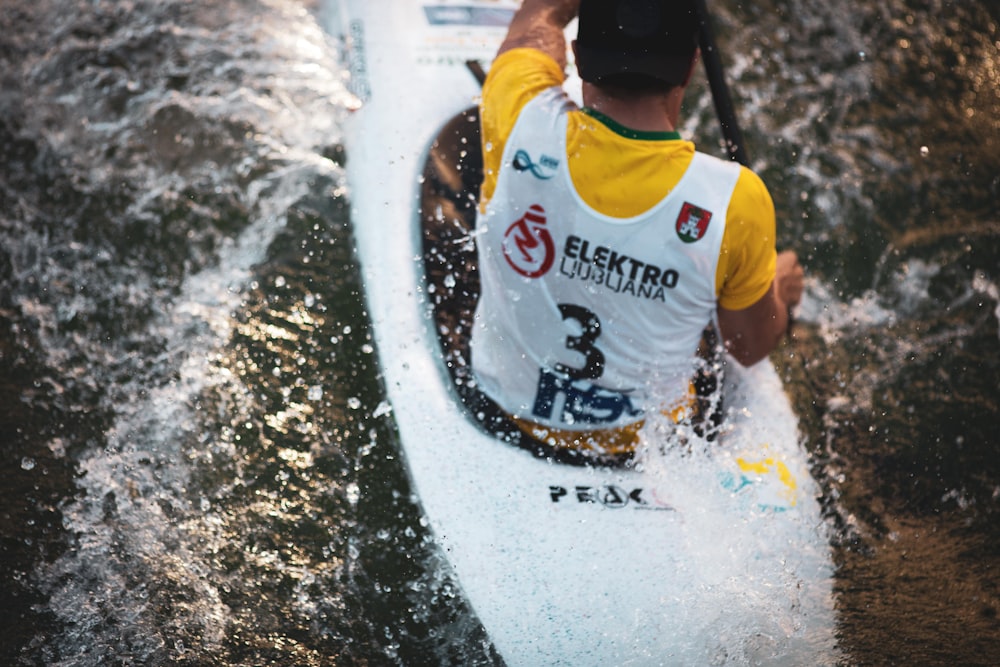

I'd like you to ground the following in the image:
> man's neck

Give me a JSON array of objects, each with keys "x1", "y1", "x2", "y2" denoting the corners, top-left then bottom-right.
[{"x1": 581, "y1": 82, "x2": 685, "y2": 134}]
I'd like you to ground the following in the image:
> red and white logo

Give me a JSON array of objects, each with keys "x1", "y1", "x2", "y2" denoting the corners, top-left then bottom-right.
[
  {"x1": 502, "y1": 204, "x2": 555, "y2": 278},
  {"x1": 676, "y1": 202, "x2": 712, "y2": 244}
]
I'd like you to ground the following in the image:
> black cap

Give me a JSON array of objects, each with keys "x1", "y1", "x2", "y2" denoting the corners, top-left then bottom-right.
[{"x1": 576, "y1": 0, "x2": 700, "y2": 88}]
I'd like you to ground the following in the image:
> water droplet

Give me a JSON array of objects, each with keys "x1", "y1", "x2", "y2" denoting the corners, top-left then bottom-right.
[
  {"x1": 919, "y1": 145, "x2": 929, "y2": 157},
  {"x1": 21, "y1": 457, "x2": 36, "y2": 471},
  {"x1": 307, "y1": 385, "x2": 323, "y2": 401},
  {"x1": 345, "y1": 482, "x2": 360, "y2": 506},
  {"x1": 275, "y1": 275, "x2": 286, "y2": 288},
  {"x1": 347, "y1": 397, "x2": 361, "y2": 410}
]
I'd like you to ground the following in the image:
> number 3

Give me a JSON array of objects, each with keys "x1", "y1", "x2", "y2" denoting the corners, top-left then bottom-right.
[{"x1": 555, "y1": 304, "x2": 605, "y2": 380}]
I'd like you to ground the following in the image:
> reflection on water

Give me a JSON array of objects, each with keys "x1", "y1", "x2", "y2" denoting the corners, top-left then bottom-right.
[{"x1": 0, "y1": 0, "x2": 997, "y2": 664}]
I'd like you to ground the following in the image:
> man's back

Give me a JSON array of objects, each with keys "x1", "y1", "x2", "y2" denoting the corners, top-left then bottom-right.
[{"x1": 469, "y1": 0, "x2": 804, "y2": 455}]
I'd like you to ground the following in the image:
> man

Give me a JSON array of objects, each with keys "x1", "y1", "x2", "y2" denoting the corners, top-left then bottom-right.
[{"x1": 469, "y1": 0, "x2": 804, "y2": 457}]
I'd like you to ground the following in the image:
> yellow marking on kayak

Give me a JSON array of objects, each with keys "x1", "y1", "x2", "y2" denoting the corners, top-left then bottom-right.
[{"x1": 736, "y1": 454, "x2": 798, "y2": 507}]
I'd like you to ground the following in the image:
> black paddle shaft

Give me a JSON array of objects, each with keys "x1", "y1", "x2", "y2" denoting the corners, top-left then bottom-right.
[
  {"x1": 693, "y1": 0, "x2": 749, "y2": 166},
  {"x1": 692, "y1": 2, "x2": 800, "y2": 334}
]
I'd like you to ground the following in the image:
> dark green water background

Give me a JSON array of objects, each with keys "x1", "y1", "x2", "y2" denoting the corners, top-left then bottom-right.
[{"x1": 1, "y1": 0, "x2": 997, "y2": 664}]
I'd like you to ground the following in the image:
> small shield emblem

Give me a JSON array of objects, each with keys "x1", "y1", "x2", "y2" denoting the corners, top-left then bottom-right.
[{"x1": 676, "y1": 202, "x2": 712, "y2": 244}]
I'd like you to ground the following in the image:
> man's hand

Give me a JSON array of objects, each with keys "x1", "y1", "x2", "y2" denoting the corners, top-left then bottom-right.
[
  {"x1": 774, "y1": 250, "x2": 804, "y2": 313},
  {"x1": 717, "y1": 250, "x2": 806, "y2": 367}
]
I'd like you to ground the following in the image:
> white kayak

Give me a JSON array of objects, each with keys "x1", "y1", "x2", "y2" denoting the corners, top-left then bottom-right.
[{"x1": 329, "y1": 1, "x2": 836, "y2": 663}]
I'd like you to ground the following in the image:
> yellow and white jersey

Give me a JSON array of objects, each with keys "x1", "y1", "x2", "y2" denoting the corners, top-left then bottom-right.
[
  {"x1": 472, "y1": 87, "x2": 741, "y2": 432},
  {"x1": 479, "y1": 48, "x2": 777, "y2": 312}
]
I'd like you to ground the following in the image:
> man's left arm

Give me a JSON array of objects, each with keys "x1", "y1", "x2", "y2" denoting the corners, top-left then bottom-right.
[
  {"x1": 497, "y1": 0, "x2": 579, "y2": 67},
  {"x1": 480, "y1": 1, "x2": 577, "y2": 209}
]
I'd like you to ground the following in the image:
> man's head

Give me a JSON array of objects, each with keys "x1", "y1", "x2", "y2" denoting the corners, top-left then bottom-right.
[{"x1": 575, "y1": 0, "x2": 701, "y2": 91}]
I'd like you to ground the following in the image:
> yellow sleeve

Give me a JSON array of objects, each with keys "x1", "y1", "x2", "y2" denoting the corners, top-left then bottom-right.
[
  {"x1": 715, "y1": 167, "x2": 777, "y2": 310},
  {"x1": 479, "y1": 48, "x2": 566, "y2": 208}
]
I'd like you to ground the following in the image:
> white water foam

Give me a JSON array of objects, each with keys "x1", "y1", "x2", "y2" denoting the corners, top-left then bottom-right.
[
  {"x1": 32, "y1": 2, "x2": 353, "y2": 662},
  {"x1": 634, "y1": 360, "x2": 837, "y2": 665},
  {"x1": 972, "y1": 271, "x2": 1000, "y2": 341}
]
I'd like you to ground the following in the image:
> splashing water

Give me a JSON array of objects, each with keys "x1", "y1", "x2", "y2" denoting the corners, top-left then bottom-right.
[{"x1": 1, "y1": 0, "x2": 998, "y2": 664}]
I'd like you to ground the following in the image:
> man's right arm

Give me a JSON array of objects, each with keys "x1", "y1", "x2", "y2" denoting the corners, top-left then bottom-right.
[
  {"x1": 717, "y1": 250, "x2": 804, "y2": 366},
  {"x1": 497, "y1": 0, "x2": 579, "y2": 68}
]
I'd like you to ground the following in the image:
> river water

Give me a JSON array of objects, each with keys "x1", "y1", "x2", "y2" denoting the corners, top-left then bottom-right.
[{"x1": 1, "y1": 0, "x2": 997, "y2": 664}]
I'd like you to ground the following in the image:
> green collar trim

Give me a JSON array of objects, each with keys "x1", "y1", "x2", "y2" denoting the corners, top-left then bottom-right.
[{"x1": 582, "y1": 107, "x2": 681, "y2": 141}]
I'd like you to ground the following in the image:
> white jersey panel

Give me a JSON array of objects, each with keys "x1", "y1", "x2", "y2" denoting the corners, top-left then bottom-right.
[{"x1": 471, "y1": 88, "x2": 742, "y2": 430}]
